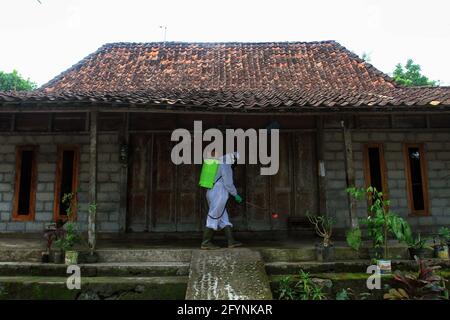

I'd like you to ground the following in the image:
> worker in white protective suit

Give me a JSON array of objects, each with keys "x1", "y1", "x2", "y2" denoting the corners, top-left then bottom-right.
[{"x1": 201, "y1": 152, "x2": 243, "y2": 250}]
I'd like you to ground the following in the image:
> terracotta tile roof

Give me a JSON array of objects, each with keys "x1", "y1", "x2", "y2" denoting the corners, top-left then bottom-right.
[
  {"x1": 41, "y1": 41, "x2": 396, "y2": 92},
  {"x1": 1, "y1": 41, "x2": 449, "y2": 110}
]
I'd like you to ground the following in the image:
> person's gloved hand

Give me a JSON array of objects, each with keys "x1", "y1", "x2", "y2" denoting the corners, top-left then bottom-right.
[{"x1": 234, "y1": 194, "x2": 243, "y2": 204}]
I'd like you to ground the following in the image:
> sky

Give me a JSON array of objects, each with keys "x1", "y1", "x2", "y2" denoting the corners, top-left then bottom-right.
[{"x1": 0, "y1": 0, "x2": 449, "y2": 86}]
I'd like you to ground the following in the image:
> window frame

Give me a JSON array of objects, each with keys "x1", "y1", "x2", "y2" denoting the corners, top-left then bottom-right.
[
  {"x1": 363, "y1": 142, "x2": 389, "y2": 200},
  {"x1": 53, "y1": 144, "x2": 80, "y2": 221},
  {"x1": 12, "y1": 145, "x2": 39, "y2": 221},
  {"x1": 403, "y1": 143, "x2": 430, "y2": 216}
]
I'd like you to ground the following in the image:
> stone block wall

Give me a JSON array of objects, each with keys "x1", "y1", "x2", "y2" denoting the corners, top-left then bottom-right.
[
  {"x1": 0, "y1": 133, "x2": 121, "y2": 233},
  {"x1": 324, "y1": 130, "x2": 450, "y2": 231}
]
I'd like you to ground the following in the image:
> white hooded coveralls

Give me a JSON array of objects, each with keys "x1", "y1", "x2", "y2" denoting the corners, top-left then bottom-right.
[{"x1": 205, "y1": 154, "x2": 238, "y2": 230}]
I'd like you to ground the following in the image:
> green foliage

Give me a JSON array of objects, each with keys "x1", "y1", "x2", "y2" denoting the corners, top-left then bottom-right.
[
  {"x1": 404, "y1": 233, "x2": 430, "y2": 250},
  {"x1": 278, "y1": 276, "x2": 296, "y2": 300},
  {"x1": 54, "y1": 222, "x2": 80, "y2": 251},
  {"x1": 88, "y1": 202, "x2": 97, "y2": 217},
  {"x1": 52, "y1": 192, "x2": 83, "y2": 252},
  {"x1": 346, "y1": 228, "x2": 362, "y2": 251},
  {"x1": 384, "y1": 258, "x2": 448, "y2": 300},
  {"x1": 438, "y1": 227, "x2": 450, "y2": 245},
  {"x1": 0, "y1": 70, "x2": 37, "y2": 91},
  {"x1": 393, "y1": 59, "x2": 438, "y2": 87},
  {"x1": 347, "y1": 186, "x2": 412, "y2": 258},
  {"x1": 336, "y1": 288, "x2": 351, "y2": 300},
  {"x1": 277, "y1": 270, "x2": 327, "y2": 300}
]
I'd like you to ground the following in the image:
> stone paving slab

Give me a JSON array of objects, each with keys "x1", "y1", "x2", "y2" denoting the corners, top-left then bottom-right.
[{"x1": 186, "y1": 248, "x2": 272, "y2": 300}]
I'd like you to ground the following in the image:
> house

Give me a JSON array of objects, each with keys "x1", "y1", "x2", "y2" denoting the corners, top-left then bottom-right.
[{"x1": 0, "y1": 41, "x2": 449, "y2": 248}]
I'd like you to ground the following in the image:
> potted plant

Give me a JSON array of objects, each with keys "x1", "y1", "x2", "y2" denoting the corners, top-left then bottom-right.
[
  {"x1": 434, "y1": 227, "x2": 450, "y2": 259},
  {"x1": 55, "y1": 222, "x2": 81, "y2": 265},
  {"x1": 54, "y1": 192, "x2": 81, "y2": 265},
  {"x1": 405, "y1": 233, "x2": 430, "y2": 260},
  {"x1": 44, "y1": 219, "x2": 67, "y2": 263},
  {"x1": 347, "y1": 186, "x2": 411, "y2": 273},
  {"x1": 383, "y1": 257, "x2": 449, "y2": 300},
  {"x1": 306, "y1": 212, "x2": 334, "y2": 262}
]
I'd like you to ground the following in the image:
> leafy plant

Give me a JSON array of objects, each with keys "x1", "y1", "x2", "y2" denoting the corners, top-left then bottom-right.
[
  {"x1": 405, "y1": 233, "x2": 430, "y2": 250},
  {"x1": 51, "y1": 192, "x2": 81, "y2": 252},
  {"x1": 438, "y1": 227, "x2": 450, "y2": 246},
  {"x1": 306, "y1": 212, "x2": 333, "y2": 247},
  {"x1": 278, "y1": 276, "x2": 296, "y2": 300},
  {"x1": 336, "y1": 288, "x2": 352, "y2": 300},
  {"x1": 297, "y1": 270, "x2": 327, "y2": 300},
  {"x1": 384, "y1": 258, "x2": 448, "y2": 300},
  {"x1": 277, "y1": 270, "x2": 327, "y2": 300},
  {"x1": 347, "y1": 186, "x2": 411, "y2": 259},
  {"x1": 54, "y1": 222, "x2": 81, "y2": 252},
  {"x1": 43, "y1": 219, "x2": 66, "y2": 252},
  {"x1": 346, "y1": 228, "x2": 362, "y2": 251}
]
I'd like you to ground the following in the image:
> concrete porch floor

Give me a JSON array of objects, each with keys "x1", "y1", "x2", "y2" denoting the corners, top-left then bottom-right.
[
  {"x1": 0, "y1": 234, "x2": 414, "y2": 263},
  {"x1": 0, "y1": 234, "x2": 400, "y2": 250}
]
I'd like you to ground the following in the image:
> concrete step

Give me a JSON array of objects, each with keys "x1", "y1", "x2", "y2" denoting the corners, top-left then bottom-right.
[
  {"x1": 0, "y1": 245, "x2": 413, "y2": 263},
  {"x1": 0, "y1": 276, "x2": 187, "y2": 300},
  {"x1": 0, "y1": 248, "x2": 194, "y2": 263},
  {"x1": 0, "y1": 261, "x2": 190, "y2": 277},
  {"x1": 186, "y1": 248, "x2": 273, "y2": 300},
  {"x1": 265, "y1": 259, "x2": 450, "y2": 275},
  {"x1": 0, "y1": 249, "x2": 43, "y2": 263},
  {"x1": 96, "y1": 249, "x2": 193, "y2": 263},
  {"x1": 259, "y1": 246, "x2": 411, "y2": 262}
]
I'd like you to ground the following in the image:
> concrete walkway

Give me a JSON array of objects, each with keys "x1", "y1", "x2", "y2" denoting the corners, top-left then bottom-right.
[{"x1": 186, "y1": 248, "x2": 272, "y2": 300}]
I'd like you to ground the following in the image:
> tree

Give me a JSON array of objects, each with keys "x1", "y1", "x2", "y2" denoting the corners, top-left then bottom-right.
[
  {"x1": 393, "y1": 59, "x2": 438, "y2": 87},
  {"x1": 0, "y1": 70, "x2": 37, "y2": 91}
]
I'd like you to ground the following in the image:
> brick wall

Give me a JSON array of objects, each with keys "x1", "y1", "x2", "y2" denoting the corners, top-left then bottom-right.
[
  {"x1": 324, "y1": 130, "x2": 450, "y2": 231},
  {"x1": 0, "y1": 133, "x2": 121, "y2": 233}
]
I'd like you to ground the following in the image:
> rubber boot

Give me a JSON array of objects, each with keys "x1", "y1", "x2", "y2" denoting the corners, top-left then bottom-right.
[
  {"x1": 224, "y1": 226, "x2": 243, "y2": 248},
  {"x1": 201, "y1": 228, "x2": 220, "y2": 250}
]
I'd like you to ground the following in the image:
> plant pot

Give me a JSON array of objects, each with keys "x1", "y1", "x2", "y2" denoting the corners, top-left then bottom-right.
[
  {"x1": 377, "y1": 259, "x2": 392, "y2": 275},
  {"x1": 315, "y1": 244, "x2": 334, "y2": 262},
  {"x1": 41, "y1": 251, "x2": 50, "y2": 263},
  {"x1": 368, "y1": 247, "x2": 384, "y2": 260},
  {"x1": 408, "y1": 248, "x2": 427, "y2": 260},
  {"x1": 52, "y1": 250, "x2": 64, "y2": 264},
  {"x1": 82, "y1": 251, "x2": 99, "y2": 264},
  {"x1": 434, "y1": 245, "x2": 449, "y2": 260},
  {"x1": 65, "y1": 251, "x2": 79, "y2": 265}
]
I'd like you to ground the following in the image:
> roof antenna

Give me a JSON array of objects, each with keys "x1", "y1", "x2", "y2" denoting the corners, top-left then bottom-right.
[{"x1": 159, "y1": 25, "x2": 167, "y2": 43}]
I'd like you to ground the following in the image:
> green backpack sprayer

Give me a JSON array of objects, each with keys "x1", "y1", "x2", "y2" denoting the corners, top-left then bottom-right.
[{"x1": 198, "y1": 158, "x2": 220, "y2": 189}]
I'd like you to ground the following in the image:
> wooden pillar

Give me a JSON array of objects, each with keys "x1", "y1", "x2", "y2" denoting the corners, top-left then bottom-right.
[
  {"x1": 88, "y1": 110, "x2": 98, "y2": 251},
  {"x1": 118, "y1": 113, "x2": 129, "y2": 232},
  {"x1": 341, "y1": 119, "x2": 359, "y2": 229},
  {"x1": 315, "y1": 116, "x2": 328, "y2": 216}
]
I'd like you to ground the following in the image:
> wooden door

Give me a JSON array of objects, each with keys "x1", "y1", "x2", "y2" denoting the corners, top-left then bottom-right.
[
  {"x1": 150, "y1": 134, "x2": 177, "y2": 231},
  {"x1": 127, "y1": 132, "x2": 318, "y2": 232},
  {"x1": 293, "y1": 132, "x2": 319, "y2": 219},
  {"x1": 127, "y1": 133, "x2": 202, "y2": 232},
  {"x1": 127, "y1": 135, "x2": 149, "y2": 232}
]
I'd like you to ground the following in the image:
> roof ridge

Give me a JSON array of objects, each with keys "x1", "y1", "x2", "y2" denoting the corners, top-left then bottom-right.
[{"x1": 100, "y1": 40, "x2": 339, "y2": 47}]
